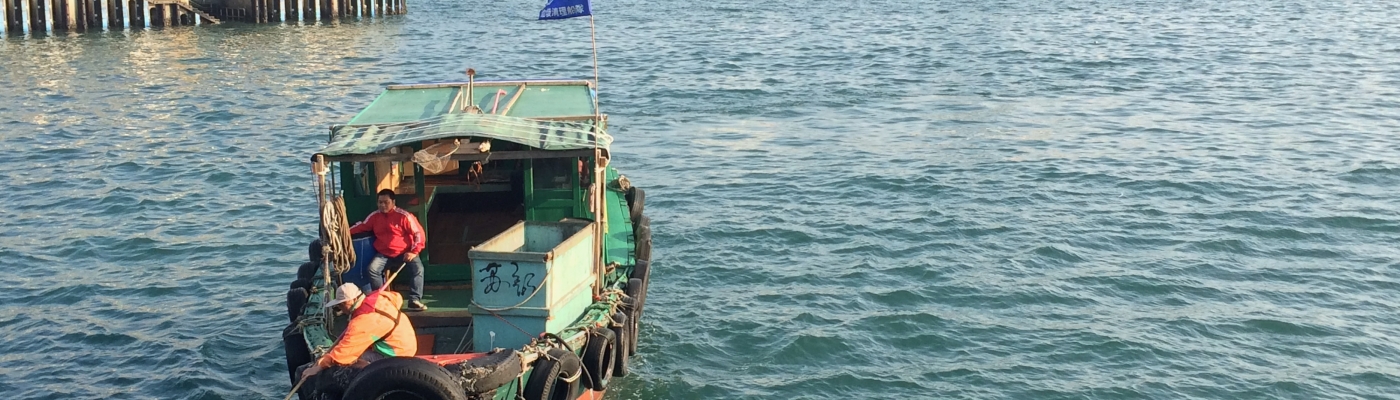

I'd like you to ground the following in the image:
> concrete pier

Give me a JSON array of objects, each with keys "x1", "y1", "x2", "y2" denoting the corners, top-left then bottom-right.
[{"x1": 3, "y1": 0, "x2": 405, "y2": 32}]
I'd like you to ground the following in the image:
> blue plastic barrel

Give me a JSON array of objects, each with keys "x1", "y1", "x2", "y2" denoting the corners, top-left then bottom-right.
[{"x1": 346, "y1": 236, "x2": 378, "y2": 293}]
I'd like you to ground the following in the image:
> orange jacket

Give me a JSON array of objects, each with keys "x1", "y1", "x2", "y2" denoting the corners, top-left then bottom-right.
[{"x1": 316, "y1": 290, "x2": 417, "y2": 367}]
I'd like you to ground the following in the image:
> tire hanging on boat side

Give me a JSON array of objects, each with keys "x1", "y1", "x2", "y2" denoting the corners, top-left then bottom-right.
[
  {"x1": 624, "y1": 279, "x2": 644, "y2": 356},
  {"x1": 443, "y1": 349, "x2": 523, "y2": 395},
  {"x1": 286, "y1": 287, "x2": 308, "y2": 324},
  {"x1": 291, "y1": 261, "x2": 317, "y2": 291},
  {"x1": 581, "y1": 328, "x2": 617, "y2": 390},
  {"x1": 634, "y1": 218, "x2": 652, "y2": 263},
  {"x1": 282, "y1": 324, "x2": 312, "y2": 386},
  {"x1": 523, "y1": 347, "x2": 582, "y2": 400},
  {"x1": 625, "y1": 187, "x2": 645, "y2": 226},
  {"x1": 610, "y1": 312, "x2": 631, "y2": 378},
  {"x1": 342, "y1": 357, "x2": 468, "y2": 400}
]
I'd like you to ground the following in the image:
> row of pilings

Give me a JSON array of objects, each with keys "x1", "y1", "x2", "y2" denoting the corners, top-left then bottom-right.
[
  {"x1": 1, "y1": 0, "x2": 404, "y2": 33},
  {"x1": 204, "y1": 0, "x2": 404, "y2": 24}
]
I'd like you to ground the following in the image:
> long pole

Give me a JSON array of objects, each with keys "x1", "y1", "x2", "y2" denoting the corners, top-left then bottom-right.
[
  {"x1": 588, "y1": 15, "x2": 599, "y2": 115},
  {"x1": 1, "y1": 0, "x2": 8, "y2": 35},
  {"x1": 586, "y1": 13, "x2": 604, "y2": 299}
]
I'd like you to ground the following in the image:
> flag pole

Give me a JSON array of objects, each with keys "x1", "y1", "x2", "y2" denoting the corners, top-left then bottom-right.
[{"x1": 589, "y1": 14, "x2": 600, "y2": 115}]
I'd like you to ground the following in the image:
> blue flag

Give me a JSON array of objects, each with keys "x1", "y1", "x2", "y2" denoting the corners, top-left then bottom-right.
[{"x1": 539, "y1": 0, "x2": 591, "y2": 20}]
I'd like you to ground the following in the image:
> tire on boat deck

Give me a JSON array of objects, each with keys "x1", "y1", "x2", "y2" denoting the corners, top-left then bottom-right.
[
  {"x1": 625, "y1": 187, "x2": 645, "y2": 225},
  {"x1": 286, "y1": 287, "x2": 308, "y2": 324},
  {"x1": 443, "y1": 349, "x2": 523, "y2": 395},
  {"x1": 610, "y1": 312, "x2": 631, "y2": 378},
  {"x1": 581, "y1": 327, "x2": 617, "y2": 390},
  {"x1": 342, "y1": 357, "x2": 468, "y2": 400},
  {"x1": 282, "y1": 324, "x2": 312, "y2": 386},
  {"x1": 524, "y1": 347, "x2": 582, "y2": 400}
]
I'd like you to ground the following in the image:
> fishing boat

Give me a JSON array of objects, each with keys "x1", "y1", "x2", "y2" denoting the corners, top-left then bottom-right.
[{"x1": 280, "y1": 70, "x2": 653, "y2": 400}]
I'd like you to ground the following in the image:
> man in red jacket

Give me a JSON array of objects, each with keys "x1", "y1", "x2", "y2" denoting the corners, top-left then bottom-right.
[{"x1": 349, "y1": 189, "x2": 428, "y2": 311}]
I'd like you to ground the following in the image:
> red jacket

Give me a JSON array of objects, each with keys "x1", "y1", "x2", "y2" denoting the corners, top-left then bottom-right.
[{"x1": 349, "y1": 208, "x2": 425, "y2": 257}]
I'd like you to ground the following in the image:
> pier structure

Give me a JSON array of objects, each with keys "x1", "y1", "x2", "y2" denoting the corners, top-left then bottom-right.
[{"x1": 1, "y1": 0, "x2": 404, "y2": 33}]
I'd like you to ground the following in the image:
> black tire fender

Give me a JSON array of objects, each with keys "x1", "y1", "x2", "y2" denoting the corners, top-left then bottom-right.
[
  {"x1": 282, "y1": 324, "x2": 312, "y2": 386},
  {"x1": 634, "y1": 221, "x2": 652, "y2": 263},
  {"x1": 292, "y1": 261, "x2": 317, "y2": 292},
  {"x1": 342, "y1": 357, "x2": 468, "y2": 400},
  {"x1": 444, "y1": 349, "x2": 523, "y2": 394},
  {"x1": 581, "y1": 328, "x2": 617, "y2": 390},
  {"x1": 625, "y1": 278, "x2": 644, "y2": 322},
  {"x1": 523, "y1": 347, "x2": 581, "y2": 400},
  {"x1": 625, "y1": 187, "x2": 645, "y2": 225},
  {"x1": 286, "y1": 287, "x2": 308, "y2": 324},
  {"x1": 308, "y1": 239, "x2": 323, "y2": 263},
  {"x1": 629, "y1": 259, "x2": 651, "y2": 286},
  {"x1": 630, "y1": 261, "x2": 651, "y2": 319},
  {"x1": 610, "y1": 312, "x2": 631, "y2": 377},
  {"x1": 624, "y1": 279, "x2": 644, "y2": 357}
]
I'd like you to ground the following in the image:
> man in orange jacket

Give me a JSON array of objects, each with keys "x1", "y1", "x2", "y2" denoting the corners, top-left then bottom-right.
[{"x1": 300, "y1": 283, "x2": 418, "y2": 381}]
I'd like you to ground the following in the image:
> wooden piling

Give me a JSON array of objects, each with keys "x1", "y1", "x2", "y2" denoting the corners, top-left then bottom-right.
[
  {"x1": 40, "y1": 0, "x2": 50, "y2": 33},
  {"x1": 60, "y1": 0, "x2": 70, "y2": 29},
  {"x1": 21, "y1": 0, "x2": 31, "y2": 33},
  {"x1": 1, "y1": 0, "x2": 8, "y2": 35}
]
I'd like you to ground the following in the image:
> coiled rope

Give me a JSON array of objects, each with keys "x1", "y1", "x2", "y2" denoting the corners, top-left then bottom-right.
[{"x1": 312, "y1": 156, "x2": 356, "y2": 277}]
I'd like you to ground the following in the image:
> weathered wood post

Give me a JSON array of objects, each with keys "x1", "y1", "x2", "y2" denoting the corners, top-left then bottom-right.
[
  {"x1": 61, "y1": 0, "x2": 72, "y2": 29},
  {"x1": 20, "y1": 0, "x2": 30, "y2": 33},
  {"x1": 41, "y1": 0, "x2": 51, "y2": 32}
]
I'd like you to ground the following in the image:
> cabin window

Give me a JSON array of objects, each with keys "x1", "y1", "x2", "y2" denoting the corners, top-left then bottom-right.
[{"x1": 533, "y1": 158, "x2": 574, "y2": 190}]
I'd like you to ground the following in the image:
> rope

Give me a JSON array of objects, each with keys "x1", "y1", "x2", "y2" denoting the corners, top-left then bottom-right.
[{"x1": 318, "y1": 196, "x2": 354, "y2": 275}]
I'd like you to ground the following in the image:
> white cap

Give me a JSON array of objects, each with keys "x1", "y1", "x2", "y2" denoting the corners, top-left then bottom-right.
[{"x1": 324, "y1": 283, "x2": 363, "y2": 309}]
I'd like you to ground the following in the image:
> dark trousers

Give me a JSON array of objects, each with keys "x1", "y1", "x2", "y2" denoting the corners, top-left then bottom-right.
[{"x1": 367, "y1": 254, "x2": 423, "y2": 302}]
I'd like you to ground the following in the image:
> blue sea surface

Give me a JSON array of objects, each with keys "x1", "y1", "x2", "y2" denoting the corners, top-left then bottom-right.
[{"x1": 2, "y1": 0, "x2": 1400, "y2": 398}]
